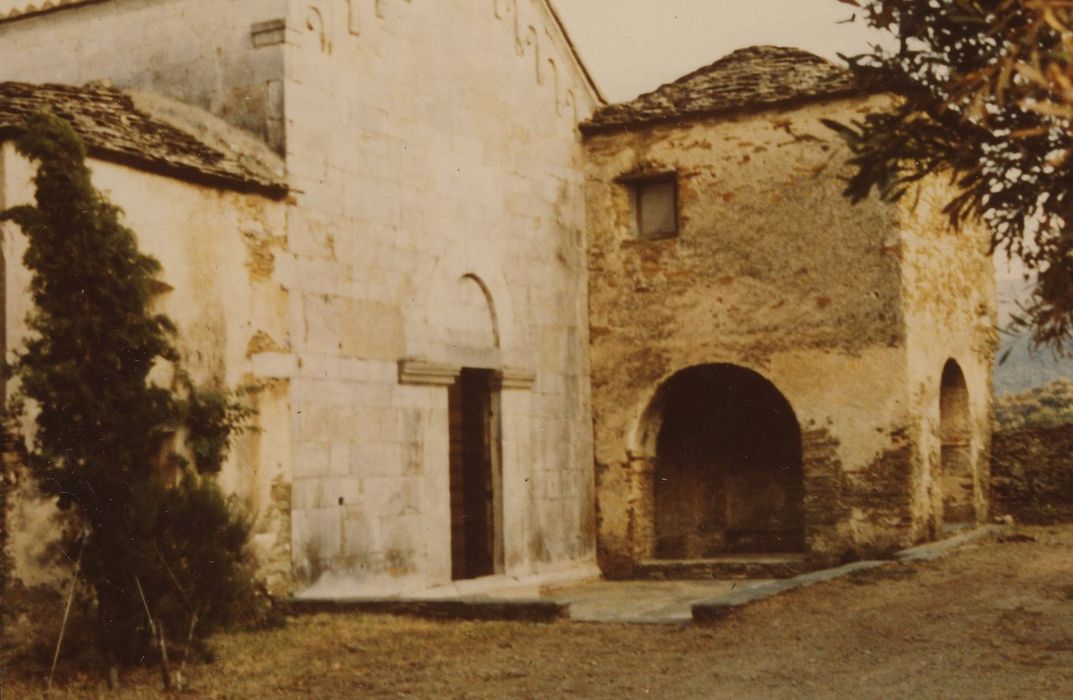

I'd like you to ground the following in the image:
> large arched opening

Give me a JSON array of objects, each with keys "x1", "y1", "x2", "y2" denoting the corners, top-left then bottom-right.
[
  {"x1": 939, "y1": 359, "x2": 974, "y2": 525},
  {"x1": 642, "y1": 364, "x2": 804, "y2": 559}
]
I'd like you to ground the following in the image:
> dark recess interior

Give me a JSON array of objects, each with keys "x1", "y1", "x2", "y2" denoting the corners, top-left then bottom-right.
[
  {"x1": 653, "y1": 364, "x2": 804, "y2": 559},
  {"x1": 940, "y1": 359, "x2": 974, "y2": 525},
  {"x1": 448, "y1": 368, "x2": 497, "y2": 580}
]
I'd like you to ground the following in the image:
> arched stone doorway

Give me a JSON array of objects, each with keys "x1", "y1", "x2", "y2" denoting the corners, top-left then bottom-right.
[
  {"x1": 939, "y1": 359, "x2": 974, "y2": 525},
  {"x1": 639, "y1": 364, "x2": 804, "y2": 559}
]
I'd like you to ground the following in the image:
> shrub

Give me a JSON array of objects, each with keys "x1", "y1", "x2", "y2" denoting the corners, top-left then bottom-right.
[
  {"x1": 993, "y1": 379, "x2": 1073, "y2": 432},
  {"x1": 1, "y1": 110, "x2": 262, "y2": 666}
]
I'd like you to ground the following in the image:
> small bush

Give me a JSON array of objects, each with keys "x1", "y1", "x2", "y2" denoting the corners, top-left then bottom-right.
[
  {"x1": 1, "y1": 110, "x2": 264, "y2": 667},
  {"x1": 994, "y1": 379, "x2": 1073, "y2": 431}
]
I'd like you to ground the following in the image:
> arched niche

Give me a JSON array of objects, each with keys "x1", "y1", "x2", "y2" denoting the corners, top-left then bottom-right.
[
  {"x1": 410, "y1": 247, "x2": 525, "y2": 369},
  {"x1": 939, "y1": 359, "x2": 974, "y2": 525},
  {"x1": 447, "y1": 273, "x2": 500, "y2": 352},
  {"x1": 633, "y1": 363, "x2": 805, "y2": 559}
]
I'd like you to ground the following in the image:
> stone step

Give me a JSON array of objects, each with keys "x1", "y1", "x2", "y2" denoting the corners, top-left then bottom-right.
[{"x1": 633, "y1": 554, "x2": 814, "y2": 580}]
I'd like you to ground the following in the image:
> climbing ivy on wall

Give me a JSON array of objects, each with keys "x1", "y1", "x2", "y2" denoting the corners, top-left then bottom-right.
[{"x1": 1, "y1": 111, "x2": 262, "y2": 668}]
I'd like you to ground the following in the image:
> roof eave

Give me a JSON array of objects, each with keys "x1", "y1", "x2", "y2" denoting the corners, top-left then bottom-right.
[
  {"x1": 85, "y1": 145, "x2": 290, "y2": 200},
  {"x1": 0, "y1": 125, "x2": 288, "y2": 200},
  {"x1": 579, "y1": 86, "x2": 882, "y2": 138}
]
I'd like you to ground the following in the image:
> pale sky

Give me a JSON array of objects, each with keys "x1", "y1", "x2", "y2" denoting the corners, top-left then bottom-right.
[{"x1": 551, "y1": 0, "x2": 888, "y2": 102}]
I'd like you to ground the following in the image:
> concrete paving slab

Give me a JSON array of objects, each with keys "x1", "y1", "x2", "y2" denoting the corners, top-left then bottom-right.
[
  {"x1": 545, "y1": 579, "x2": 776, "y2": 624},
  {"x1": 285, "y1": 526, "x2": 1005, "y2": 626}
]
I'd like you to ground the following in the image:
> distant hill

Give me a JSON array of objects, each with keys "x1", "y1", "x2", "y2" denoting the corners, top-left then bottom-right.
[{"x1": 994, "y1": 275, "x2": 1073, "y2": 395}]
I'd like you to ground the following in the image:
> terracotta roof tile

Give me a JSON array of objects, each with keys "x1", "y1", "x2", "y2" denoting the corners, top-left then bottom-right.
[
  {"x1": 581, "y1": 46, "x2": 863, "y2": 136},
  {"x1": 0, "y1": 81, "x2": 287, "y2": 198}
]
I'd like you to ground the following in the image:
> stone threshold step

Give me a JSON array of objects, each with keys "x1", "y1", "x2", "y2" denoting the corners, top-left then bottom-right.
[
  {"x1": 280, "y1": 596, "x2": 567, "y2": 623},
  {"x1": 633, "y1": 554, "x2": 813, "y2": 581}
]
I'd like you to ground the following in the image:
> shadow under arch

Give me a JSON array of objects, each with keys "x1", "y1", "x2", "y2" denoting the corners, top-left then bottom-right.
[
  {"x1": 939, "y1": 358, "x2": 974, "y2": 525},
  {"x1": 632, "y1": 363, "x2": 805, "y2": 559}
]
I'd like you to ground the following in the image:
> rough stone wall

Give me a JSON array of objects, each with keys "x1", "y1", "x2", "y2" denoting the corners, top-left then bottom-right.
[
  {"x1": 991, "y1": 425, "x2": 1073, "y2": 523},
  {"x1": 281, "y1": 0, "x2": 599, "y2": 596},
  {"x1": 899, "y1": 180, "x2": 997, "y2": 538},
  {"x1": 1, "y1": 145, "x2": 293, "y2": 594},
  {"x1": 0, "y1": 0, "x2": 288, "y2": 151},
  {"x1": 584, "y1": 95, "x2": 991, "y2": 572}
]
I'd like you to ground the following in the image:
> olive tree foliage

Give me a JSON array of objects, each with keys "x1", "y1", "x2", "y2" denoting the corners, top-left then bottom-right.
[
  {"x1": 994, "y1": 377, "x2": 1073, "y2": 429},
  {"x1": 1, "y1": 111, "x2": 260, "y2": 664},
  {"x1": 828, "y1": 0, "x2": 1073, "y2": 350}
]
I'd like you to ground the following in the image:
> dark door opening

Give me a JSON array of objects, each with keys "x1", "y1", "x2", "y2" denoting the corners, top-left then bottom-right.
[
  {"x1": 652, "y1": 364, "x2": 804, "y2": 558},
  {"x1": 448, "y1": 368, "x2": 500, "y2": 580}
]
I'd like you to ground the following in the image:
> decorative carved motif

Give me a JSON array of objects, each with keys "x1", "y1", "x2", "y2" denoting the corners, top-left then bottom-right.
[
  {"x1": 346, "y1": 0, "x2": 361, "y2": 35},
  {"x1": 317, "y1": 0, "x2": 582, "y2": 122},
  {"x1": 493, "y1": 0, "x2": 523, "y2": 56},
  {"x1": 345, "y1": 0, "x2": 411, "y2": 36},
  {"x1": 306, "y1": 6, "x2": 332, "y2": 54},
  {"x1": 523, "y1": 25, "x2": 542, "y2": 85},
  {"x1": 493, "y1": 0, "x2": 583, "y2": 123},
  {"x1": 562, "y1": 88, "x2": 578, "y2": 122}
]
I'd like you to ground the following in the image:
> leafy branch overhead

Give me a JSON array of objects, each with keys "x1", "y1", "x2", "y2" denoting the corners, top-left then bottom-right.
[
  {"x1": 0, "y1": 110, "x2": 263, "y2": 666},
  {"x1": 830, "y1": 0, "x2": 1073, "y2": 350}
]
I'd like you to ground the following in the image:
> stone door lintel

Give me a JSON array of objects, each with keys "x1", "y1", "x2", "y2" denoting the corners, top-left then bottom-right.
[{"x1": 397, "y1": 359, "x2": 535, "y2": 390}]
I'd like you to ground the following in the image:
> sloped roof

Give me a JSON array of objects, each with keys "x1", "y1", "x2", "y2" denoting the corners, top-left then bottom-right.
[
  {"x1": 581, "y1": 45, "x2": 864, "y2": 136},
  {"x1": 0, "y1": 82, "x2": 287, "y2": 198},
  {"x1": 0, "y1": 0, "x2": 92, "y2": 23}
]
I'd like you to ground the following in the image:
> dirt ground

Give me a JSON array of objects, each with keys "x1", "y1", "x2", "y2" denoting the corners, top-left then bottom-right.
[{"x1": 7, "y1": 525, "x2": 1073, "y2": 699}]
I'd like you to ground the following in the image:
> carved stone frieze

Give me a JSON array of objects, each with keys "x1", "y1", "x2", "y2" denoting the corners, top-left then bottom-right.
[
  {"x1": 303, "y1": 0, "x2": 582, "y2": 123},
  {"x1": 305, "y1": 6, "x2": 332, "y2": 54}
]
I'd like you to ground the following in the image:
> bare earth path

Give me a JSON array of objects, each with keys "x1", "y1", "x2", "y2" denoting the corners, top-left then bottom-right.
[{"x1": 8, "y1": 525, "x2": 1073, "y2": 698}]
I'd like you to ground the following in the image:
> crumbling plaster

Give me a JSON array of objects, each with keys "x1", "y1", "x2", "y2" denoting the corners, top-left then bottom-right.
[
  {"x1": 899, "y1": 179, "x2": 997, "y2": 539},
  {"x1": 0, "y1": 144, "x2": 294, "y2": 594},
  {"x1": 584, "y1": 94, "x2": 995, "y2": 572}
]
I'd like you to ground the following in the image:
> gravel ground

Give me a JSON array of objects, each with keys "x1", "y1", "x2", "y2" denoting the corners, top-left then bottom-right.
[{"x1": 7, "y1": 525, "x2": 1073, "y2": 699}]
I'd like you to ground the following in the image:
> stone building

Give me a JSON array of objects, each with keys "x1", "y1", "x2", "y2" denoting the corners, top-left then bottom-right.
[
  {"x1": 582, "y1": 46, "x2": 996, "y2": 575},
  {"x1": 0, "y1": 82, "x2": 294, "y2": 592},
  {"x1": 0, "y1": 0, "x2": 601, "y2": 598},
  {"x1": 0, "y1": 2, "x2": 995, "y2": 598}
]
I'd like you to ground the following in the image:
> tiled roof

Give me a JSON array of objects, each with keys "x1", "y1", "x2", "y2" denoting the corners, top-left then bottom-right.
[
  {"x1": 0, "y1": 0, "x2": 95, "y2": 24},
  {"x1": 0, "y1": 82, "x2": 287, "y2": 198},
  {"x1": 581, "y1": 46, "x2": 864, "y2": 136}
]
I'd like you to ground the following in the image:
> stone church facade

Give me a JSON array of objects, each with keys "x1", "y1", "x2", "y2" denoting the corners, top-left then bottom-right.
[{"x1": 0, "y1": 1, "x2": 995, "y2": 598}]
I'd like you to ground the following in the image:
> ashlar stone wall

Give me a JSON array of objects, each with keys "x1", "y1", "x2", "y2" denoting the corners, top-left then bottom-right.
[
  {"x1": 0, "y1": 0, "x2": 601, "y2": 596},
  {"x1": 280, "y1": 0, "x2": 599, "y2": 596},
  {"x1": 583, "y1": 95, "x2": 995, "y2": 573},
  {"x1": 0, "y1": 0, "x2": 288, "y2": 151}
]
